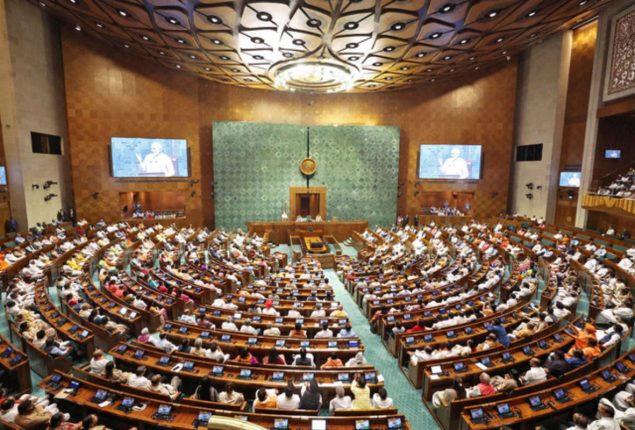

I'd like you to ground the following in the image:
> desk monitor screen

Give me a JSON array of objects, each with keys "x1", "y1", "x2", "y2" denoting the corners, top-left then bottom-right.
[
  {"x1": 158, "y1": 404, "x2": 172, "y2": 415},
  {"x1": 276, "y1": 340, "x2": 286, "y2": 347},
  {"x1": 158, "y1": 356, "x2": 170, "y2": 365},
  {"x1": 430, "y1": 365, "x2": 443, "y2": 375},
  {"x1": 454, "y1": 362, "x2": 466, "y2": 372},
  {"x1": 163, "y1": 323, "x2": 173, "y2": 330},
  {"x1": 348, "y1": 340, "x2": 359, "y2": 348},
  {"x1": 387, "y1": 417, "x2": 402, "y2": 429},
  {"x1": 616, "y1": 362, "x2": 628, "y2": 373},
  {"x1": 470, "y1": 408, "x2": 484, "y2": 419},
  {"x1": 221, "y1": 335, "x2": 231, "y2": 342},
  {"x1": 387, "y1": 315, "x2": 395, "y2": 322},
  {"x1": 94, "y1": 390, "x2": 108, "y2": 401},
  {"x1": 497, "y1": 403, "x2": 510, "y2": 415},
  {"x1": 183, "y1": 361, "x2": 195, "y2": 371},
  {"x1": 522, "y1": 346, "x2": 533, "y2": 355},
  {"x1": 296, "y1": 319, "x2": 305, "y2": 325},
  {"x1": 481, "y1": 357, "x2": 491, "y2": 366},
  {"x1": 240, "y1": 369, "x2": 251, "y2": 378},
  {"x1": 554, "y1": 333, "x2": 562, "y2": 342},
  {"x1": 311, "y1": 419, "x2": 327, "y2": 430},
  {"x1": 403, "y1": 313, "x2": 412, "y2": 320},
  {"x1": 51, "y1": 374, "x2": 62, "y2": 383},
  {"x1": 275, "y1": 317, "x2": 284, "y2": 324},
  {"x1": 197, "y1": 412, "x2": 211, "y2": 423},
  {"x1": 579, "y1": 379, "x2": 592, "y2": 391},
  {"x1": 121, "y1": 397, "x2": 135, "y2": 408},
  {"x1": 601, "y1": 370, "x2": 613, "y2": 381},
  {"x1": 553, "y1": 388, "x2": 567, "y2": 400},
  {"x1": 303, "y1": 373, "x2": 315, "y2": 381},
  {"x1": 178, "y1": 327, "x2": 188, "y2": 334},
  {"x1": 200, "y1": 331, "x2": 210, "y2": 338},
  {"x1": 446, "y1": 330, "x2": 456, "y2": 338},
  {"x1": 110, "y1": 137, "x2": 189, "y2": 178},
  {"x1": 365, "y1": 372, "x2": 376, "y2": 381},
  {"x1": 405, "y1": 336, "x2": 415, "y2": 344},
  {"x1": 424, "y1": 334, "x2": 433, "y2": 342},
  {"x1": 528, "y1": 396, "x2": 542, "y2": 407},
  {"x1": 338, "y1": 373, "x2": 350, "y2": 381},
  {"x1": 464, "y1": 327, "x2": 473, "y2": 334},
  {"x1": 272, "y1": 372, "x2": 284, "y2": 381},
  {"x1": 300, "y1": 341, "x2": 310, "y2": 348},
  {"x1": 328, "y1": 341, "x2": 338, "y2": 348},
  {"x1": 274, "y1": 419, "x2": 289, "y2": 429},
  {"x1": 248, "y1": 337, "x2": 258, "y2": 345},
  {"x1": 69, "y1": 380, "x2": 81, "y2": 390},
  {"x1": 134, "y1": 350, "x2": 145, "y2": 359},
  {"x1": 253, "y1": 315, "x2": 262, "y2": 322},
  {"x1": 419, "y1": 144, "x2": 482, "y2": 180},
  {"x1": 212, "y1": 366, "x2": 223, "y2": 375},
  {"x1": 355, "y1": 419, "x2": 370, "y2": 430},
  {"x1": 502, "y1": 352, "x2": 512, "y2": 361},
  {"x1": 605, "y1": 149, "x2": 621, "y2": 159}
]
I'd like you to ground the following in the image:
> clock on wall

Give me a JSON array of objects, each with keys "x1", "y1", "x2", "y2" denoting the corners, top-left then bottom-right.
[{"x1": 300, "y1": 158, "x2": 317, "y2": 176}]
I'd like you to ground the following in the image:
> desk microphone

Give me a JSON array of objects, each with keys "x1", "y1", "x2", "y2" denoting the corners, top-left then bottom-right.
[
  {"x1": 513, "y1": 407, "x2": 522, "y2": 417},
  {"x1": 546, "y1": 400, "x2": 556, "y2": 409}
]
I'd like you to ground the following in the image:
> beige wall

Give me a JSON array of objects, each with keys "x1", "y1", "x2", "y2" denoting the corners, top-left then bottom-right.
[
  {"x1": 511, "y1": 32, "x2": 571, "y2": 220},
  {"x1": 0, "y1": 0, "x2": 72, "y2": 228}
]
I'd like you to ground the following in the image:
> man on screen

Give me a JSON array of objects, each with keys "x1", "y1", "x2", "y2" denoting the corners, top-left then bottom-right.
[
  {"x1": 438, "y1": 148, "x2": 469, "y2": 179},
  {"x1": 136, "y1": 142, "x2": 175, "y2": 177}
]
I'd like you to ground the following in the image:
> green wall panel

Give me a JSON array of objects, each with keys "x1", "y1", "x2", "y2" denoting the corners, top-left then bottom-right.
[{"x1": 212, "y1": 121, "x2": 399, "y2": 230}]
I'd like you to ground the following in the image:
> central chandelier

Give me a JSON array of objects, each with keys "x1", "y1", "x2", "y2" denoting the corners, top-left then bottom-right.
[{"x1": 273, "y1": 60, "x2": 355, "y2": 93}]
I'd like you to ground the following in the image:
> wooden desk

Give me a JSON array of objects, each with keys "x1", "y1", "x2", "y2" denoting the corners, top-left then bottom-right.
[
  {"x1": 248, "y1": 221, "x2": 368, "y2": 243},
  {"x1": 40, "y1": 374, "x2": 410, "y2": 430},
  {"x1": 0, "y1": 332, "x2": 31, "y2": 395}
]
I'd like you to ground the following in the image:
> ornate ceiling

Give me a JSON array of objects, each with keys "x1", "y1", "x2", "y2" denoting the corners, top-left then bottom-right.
[{"x1": 34, "y1": 0, "x2": 613, "y2": 92}]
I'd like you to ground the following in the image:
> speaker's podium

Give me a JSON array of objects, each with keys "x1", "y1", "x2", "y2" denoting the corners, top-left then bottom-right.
[{"x1": 247, "y1": 220, "x2": 367, "y2": 267}]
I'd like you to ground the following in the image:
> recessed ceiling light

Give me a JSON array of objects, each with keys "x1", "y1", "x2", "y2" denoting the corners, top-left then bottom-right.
[
  {"x1": 207, "y1": 15, "x2": 222, "y2": 24},
  {"x1": 251, "y1": 37, "x2": 264, "y2": 44},
  {"x1": 440, "y1": 3, "x2": 455, "y2": 13},
  {"x1": 443, "y1": 55, "x2": 452, "y2": 60},
  {"x1": 176, "y1": 64, "x2": 181, "y2": 69},
  {"x1": 244, "y1": 78, "x2": 253, "y2": 82},
  {"x1": 344, "y1": 22, "x2": 358, "y2": 30},
  {"x1": 469, "y1": 56, "x2": 476, "y2": 61},
  {"x1": 177, "y1": 38, "x2": 186, "y2": 44},
  {"x1": 578, "y1": 0, "x2": 588, "y2": 6},
  {"x1": 212, "y1": 39, "x2": 223, "y2": 45},
  {"x1": 190, "y1": 55, "x2": 196, "y2": 59},
  {"x1": 475, "y1": 66, "x2": 480, "y2": 70},
  {"x1": 385, "y1": 76, "x2": 393, "y2": 80},
  {"x1": 159, "y1": 50, "x2": 166, "y2": 55},
  {"x1": 256, "y1": 12, "x2": 272, "y2": 21},
  {"x1": 39, "y1": 1, "x2": 46, "y2": 6},
  {"x1": 527, "y1": 10, "x2": 538, "y2": 18},
  {"x1": 307, "y1": 18, "x2": 321, "y2": 28},
  {"x1": 253, "y1": 55, "x2": 264, "y2": 60},
  {"x1": 400, "y1": 66, "x2": 408, "y2": 70},
  {"x1": 292, "y1": 39, "x2": 305, "y2": 45},
  {"x1": 450, "y1": 68, "x2": 455, "y2": 72},
  {"x1": 123, "y1": 44, "x2": 129, "y2": 48},
  {"x1": 167, "y1": 17, "x2": 179, "y2": 25},
  {"x1": 219, "y1": 55, "x2": 229, "y2": 60},
  {"x1": 346, "y1": 42, "x2": 358, "y2": 49},
  {"x1": 496, "y1": 37, "x2": 504, "y2": 43},
  {"x1": 373, "y1": 62, "x2": 382, "y2": 67},
  {"x1": 501, "y1": 50, "x2": 508, "y2": 55},
  {"x1": 429, "y1": 32, "x2": 442, "y2": 39},
  {"x1": 74, "y1": 25, "x2": 81, "y2": 31},
  {"x1": 141, "y1": 35, "x2": 149, "y2": 41},
  {"x1": 117, "y1": 9, "x2": 128, "y2": 17},
  {"x1": 69, "y1": 0, "x2": 77, "y2": 4},
  {"x1": 204, "y1": 67, "x2": 211, "y2": 71},
  {"x1": 348, "y1": 56, "x2": 359, "y2": 61},
  {"x1": 416, "y1": 52, "x2": 426, "y2": 58},
  {"x1": 282, "y1": 52, "x2": 293, "y2": 58},
  {"x1": 384, "y1": 46, "x2": 395, "y2": 52},
  {"x1": 368, "y1": 84, "x2": 376, "y2": 88},
  {"x1": 426, "y1": 68, "x2": 433, "y2": 72},
  {"x1": 460, "y1": 38, "x2": 469, "y2": 44},
  {"x1": 430, "y1": 78, "x2": 435, "y2": 82},
  {"x1": 529, "y1": 33, "x2": 537, "y2": 38},
  {"x1": 96, "y1": 23, "x2": 104, "y2": 28},
  {"x1": 231, "y1": 68, "x2": 240, "y2": 72},
  {"x1": 391, "y1": 22, "x2": 405, "y2": 31},
  {"x1": 488, "y1": 9, "x2": 499, "y2": 18}
]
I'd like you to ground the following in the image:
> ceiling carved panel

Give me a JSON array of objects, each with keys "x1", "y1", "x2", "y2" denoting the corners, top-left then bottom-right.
[{"x1": 34, "y1": 0, "x2": 613, "y2": 92}]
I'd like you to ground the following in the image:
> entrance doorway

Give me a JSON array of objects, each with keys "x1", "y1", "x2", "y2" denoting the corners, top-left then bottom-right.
[{"x1": 289, "y1": 186, "x2": 327, "y2": 220}]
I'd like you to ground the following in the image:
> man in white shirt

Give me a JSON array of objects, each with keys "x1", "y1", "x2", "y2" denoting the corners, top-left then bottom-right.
[
  {"x1": 588, "y1": 402, "x2": 620, "y2": 430},
  {"x1": 221, "y1": 317, "x2": 239, "y2": 332},
  {"x1": 262, "y1": 324, "x2": 281, "y2": 337},
  {"x1": 521, "y1": 358, "x2": 547, "y2": 385},
  {"x1": 152, "y1": 333, "x2": 177, "y2": 353},
  {"x1": 128, "y1": 366, "x2": 152, "y2": 390},
  {"x1": 314, "y1": 323, "x2": 333, "y2": 339},
  {"x1": 276, "y1": 386, "x2": 301, "y2": 410},
  {"x1": 239, "y1": 319, "x2": 259, "y2": 336}
]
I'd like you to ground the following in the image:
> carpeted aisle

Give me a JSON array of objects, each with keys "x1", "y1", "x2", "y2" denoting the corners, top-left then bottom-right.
[{"x1": 324, "y1": 269, "x2": 436, "y2": 430}]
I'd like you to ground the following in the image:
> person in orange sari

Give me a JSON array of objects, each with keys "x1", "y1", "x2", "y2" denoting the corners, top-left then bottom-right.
[
  {"x1": 569, "y1": 323, "x2": 596, "y2": 353},
  {"x1": 321, "y1": 353, "x2": 344, "y2": 369},
  {"x1": 581, "y1": 338, "x2": 602, "y2": 361}
]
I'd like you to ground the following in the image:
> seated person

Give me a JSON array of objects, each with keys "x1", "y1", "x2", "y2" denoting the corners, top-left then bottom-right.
[
  {"x1": 219, "y1": 382, "x2": 245, "y2": 406},
  {"x1": 371, "y1": 388, "x2": 394, "y2": 409}
]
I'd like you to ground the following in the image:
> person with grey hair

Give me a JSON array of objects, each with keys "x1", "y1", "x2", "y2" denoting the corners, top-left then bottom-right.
[{"x1": 136, "y1": 141, "x2": 175, "y2": 177}]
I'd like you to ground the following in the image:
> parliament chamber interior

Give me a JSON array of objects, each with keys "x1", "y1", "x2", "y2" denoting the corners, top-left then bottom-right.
[{"x1": 1, "y1": 0, "x2": 635, "y2": 429}]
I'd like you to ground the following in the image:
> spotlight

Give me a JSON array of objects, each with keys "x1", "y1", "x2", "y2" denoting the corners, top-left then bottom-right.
[
  {"x1": 525, "y1": 193, "x2": 533, "y2": 200},
  {"x1": 567, "y1": 191, "x2": 575, "y2": 200},
  {"x1": 526, "y1": 182, "x2": 534, "y2": 190}
]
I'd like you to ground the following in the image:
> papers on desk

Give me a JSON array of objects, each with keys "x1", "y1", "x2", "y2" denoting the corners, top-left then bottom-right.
[
  {"x1": 377, "y1": 375, "x2": 385, "y2": 383},
  {"x1": 171, "y1": 363, "x2": 184, "y2": 372},
  {"x1": 475, "y1": 362, "x2": 488, "y2": 370},
  {"x1": 98, "y1": 400, "x2": 112, "y2": 408},
  {"x1": 430, "y1": 375, "x2": 440, "y2": 380}
]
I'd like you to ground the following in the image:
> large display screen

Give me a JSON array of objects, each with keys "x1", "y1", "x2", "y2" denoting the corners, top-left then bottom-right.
[
  {"x1": 110, "y1": 137, "x2": 188, "y2": 178},
  {"x1": 604, "y1": 149, "x2": 621, "y2": 159},
  {"x1": 559, "y1": 171, "x2": 581, "y2": 187},
  {"x1": 418, "y1": 144, "x2": 482, "y2": 180},
  {"x1": 0, "y1": 166, "x2": 6, "y2": 185}
]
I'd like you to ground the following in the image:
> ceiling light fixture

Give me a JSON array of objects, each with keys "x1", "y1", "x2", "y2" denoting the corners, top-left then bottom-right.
[
  {"x1": 167, "y1": 17, "x2": 179, "y2": 25},
  {"x1": 391, "y1": 22, "x2": 405, "y2": 31},
  {"x1": 117, "y1": 9, "x2": 128, "y2": 17},
  {"x1": 488, "y1": 9, "x2": 499, "y2": 18},
  {"x1": 207, "y1": 15, "x2": 222, "y2": 24},
  {"x1": 123, "y1": 44, "x2": 130, "y2": 48},
  {"x1": 440, "y1": 4, "x2": 455, "y2": 13},
  {"x1": 256, "y1": 12, "x2": 272, "y2": 21},
  {"x1": 251, "y1": 37, "x2": 264, "y2": 44},
  {"x1": 443, "y1": 55, "x2": 452, "y2": 60},
  {"x1": 460, "y1": 38, "x2": 469, "y2": 44},
  {"x1": 344, "y1": 22, "x2": 359, "y2": 30},
  {"x1": 496, "y1": 37, "x2": 504, "y2": 43},
  {"x1": 307, "y1": 18, "x2": 321, "y2": 27},
  {"x1": 159, "y1": 50, "x2": 166, "y2": 55},
  {"x1": 373, "y1": 62, "x2": 382, "y2": 66},
  {"x1": 527, "y1": 10, "x2": 538, "y2": 17},
  {"x1": 176, "y1": 64, "x2": 181, "y2": 69},
  {"x1": 96, "y1": 23, "x2": 104, "y2": 28},
  {"x1": 429, "y1": 32, "x2": 442, "y2": 39},
  {"x1": 274, "y1": 60, "x2": 355, "y2": 93},
  {"x1": 346, "y1": 42, "x2": 359, "y2": 49},
  {"x1": 142, "y1": 35, "x2": 149, "y2": 41},
  {"x1": 384, "y1": 46, "x2": 395, "y2": 52},
  {"x1": 212, "y1": 39, "x2": 223, "y2": 45},
  {"x1": 74, "y1": 25, "x2": 81, "y2": 31},
  {"x1": 177, "y1": 38, "x2": 186, "y2": 44},
  {"x1": 416, "y1": 52, "x2": 426, "y2": 58},
  {"x1": 577, "y1": 0, "x2": 588, "y2": 6}
]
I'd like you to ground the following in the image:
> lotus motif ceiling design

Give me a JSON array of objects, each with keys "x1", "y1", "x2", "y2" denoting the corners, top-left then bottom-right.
[{"x1": 34, "y1": 0, "x2": 612, "y2": 92}]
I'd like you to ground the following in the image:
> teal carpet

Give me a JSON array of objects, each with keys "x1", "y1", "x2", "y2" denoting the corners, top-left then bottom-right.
[{"x1": 273, "y1": 244, "x2": 434, "y2": 430}]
